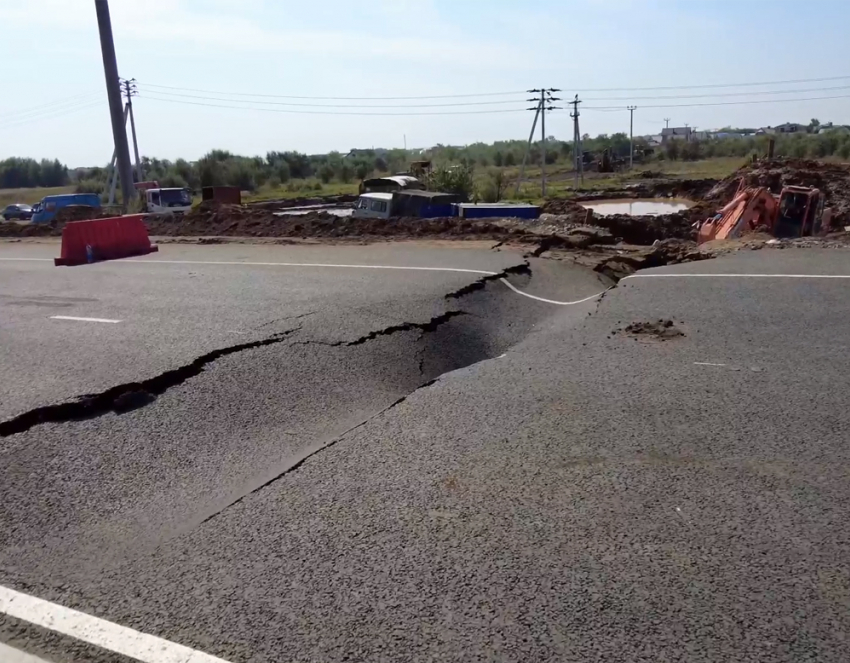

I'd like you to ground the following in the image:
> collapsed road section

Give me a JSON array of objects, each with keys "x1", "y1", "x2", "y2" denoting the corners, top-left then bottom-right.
[{"x1": 0, "y1": 253, "x2": 605, "y2": 580}]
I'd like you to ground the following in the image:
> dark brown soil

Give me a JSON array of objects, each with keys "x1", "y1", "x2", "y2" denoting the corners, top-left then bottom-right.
[
  {"x1": 621, "y1": 319, "x2": 685, "y2": 340},
  {"x1": 0, "y1": 221, "x2": 62, "y2": 237},
  {"x1": 704, "y1": 158, "x2": 850, "y2": 225},
  {"x1": 248, "y1": 194, "x2": 357, "y2": 211},
  {"x1": 144, "y1": 202, "x2": 544, "y2": 241}
]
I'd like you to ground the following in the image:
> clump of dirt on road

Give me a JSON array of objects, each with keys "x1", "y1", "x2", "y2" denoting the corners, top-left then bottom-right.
[{"x1": 621, "y1": 319, "x2": 685, "y2": 341}]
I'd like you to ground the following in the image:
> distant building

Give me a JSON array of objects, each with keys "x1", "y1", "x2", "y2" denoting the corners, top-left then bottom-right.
[
  {"x1": 759, "y1": 123, "x2": 807, "y2": 135},
  {"x1": 345, "y1": 148, "x2": 388, "y2": 159},
  {"x1": 661, "y1": 127, "x2": 693, "y2": 142}
]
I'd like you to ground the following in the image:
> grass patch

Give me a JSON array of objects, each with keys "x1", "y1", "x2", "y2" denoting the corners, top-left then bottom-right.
[
  {"x1": 246, "y1": 180, "x2": 359, "y2": 203},
  {"x1": 0, "y1": 185, "x2": 75, "y2": 208}
]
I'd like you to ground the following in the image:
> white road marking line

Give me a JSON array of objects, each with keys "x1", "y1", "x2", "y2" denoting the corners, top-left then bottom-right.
[
  {"x1": 49, "y1": 316, "x2": 121, "y2": 324},
  {"x1": 0, "y1": 257, "x2": 605, "y2": 307},
  {"x1": 0, "y1": 641, "x2": 51, "y2": 663},
  {"x1": 0, "y1": 585, "x2": 232, "y2": 663},
  {"x1": 694, "y1": 362, "x2": 727, "y2": 367},
  {"x1": 128, "y1": 259, "x2": 497, "y2": 275},
  {"x1": 626, "y1": 273, "x2": 850, "y2": 279},
  {"x1": 499, "y1": 279, "x2": 605, "y2": 306}
]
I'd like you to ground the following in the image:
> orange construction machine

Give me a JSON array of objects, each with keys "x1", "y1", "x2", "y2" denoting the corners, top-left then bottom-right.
[{"x1": 697, "y1": 181, "x2": 826, "y2": 244}]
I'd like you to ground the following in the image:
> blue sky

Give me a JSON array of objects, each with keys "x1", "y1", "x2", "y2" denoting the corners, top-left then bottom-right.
[{"x1": 1, "y1": 0, "x2": 848, "y2": 166}]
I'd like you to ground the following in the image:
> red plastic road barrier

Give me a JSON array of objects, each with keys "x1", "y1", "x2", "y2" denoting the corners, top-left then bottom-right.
[{"x1": 54, "y1": 214, "x2": 158, "y2": 266}]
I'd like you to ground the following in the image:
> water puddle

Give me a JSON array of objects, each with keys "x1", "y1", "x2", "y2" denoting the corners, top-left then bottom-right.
[{"x1": 580, "y1": 199, "x2": 693, "y2": 216}]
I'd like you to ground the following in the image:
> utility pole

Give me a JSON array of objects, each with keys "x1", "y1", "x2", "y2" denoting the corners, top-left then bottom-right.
[
  {"x1": 664, "y1": 117, "x2": 671, "y2": 129},
  {"x1": 122, "y1": 78, "x2": 143, "y2": 182},
  {"x1": 515, "y1": 98, "x2": 542, "y2": 197},
  {"x1": 627, "y1": 105, "x2": 637, "y2": 169},
  {"x1": 107, "y1": 103, "x2": 130, "y2": 205},
  {"x1": 516, "y1": 88, "x2": 560, "y2": 197},
  {"x1": 538, "y1": 88, "x2": 561, "y2": 197},
  {"x1": 570, "y1": 95, "x2": 582, "y2": 188},
  {"x1": 95, "y1": 0, "x2": 134, "y2": 209}
]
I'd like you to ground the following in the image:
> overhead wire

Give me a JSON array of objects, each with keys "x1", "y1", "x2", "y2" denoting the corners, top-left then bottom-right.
[
  {"x1": 583, "y1": 84, "x2": 850, "y2": 102},
  {"x1": 0, "y1": 92, "x2": 103, "y2": 122},
  {"x1": 583, "y1": 94, "x2": 850, "y2": 111},
  {"x1": 136, "y1": 74, "x2": 850, "y2": 101},
  {"x1": 135, "y1": 88, "x2": 531, "y2": 108},
  {"x1": 137, "y1": 94, "x2": 531, "y2": 116},
  {"x1": 136, "y1": 82, "x2": 527, "y2": 101},
  {"x1": 573, "y1": 74, "x2": 850, "y2": 92},
  {"x1": 0, "y1": 99, "x2": 105, "y2": 130}
]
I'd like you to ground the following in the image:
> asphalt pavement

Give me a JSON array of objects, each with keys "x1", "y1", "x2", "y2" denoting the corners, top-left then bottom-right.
[{"x1": 1, "y1": 241, "x2": 849, "y2": 663}]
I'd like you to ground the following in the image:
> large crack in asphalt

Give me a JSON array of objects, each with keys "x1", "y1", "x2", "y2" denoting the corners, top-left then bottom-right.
[
  {"x1": 0, "y1": 262, "x2": 532, "y2": 439},
  {"x1": 444, "y1": 262, "x2": 531, "y2": 300},
  {"x1": 0, "y1": 329, "x2": 303, "y2": 438},
  {"x1": 197, "y1": 375, "x2": 442, "y2": 528}
]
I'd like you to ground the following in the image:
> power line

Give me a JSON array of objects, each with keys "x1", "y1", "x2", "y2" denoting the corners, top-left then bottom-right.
[
  {"x1": 137, "y1": 82, "x2": 526, "y2": 101},
  {"x1": 583, "y1": 93, "x2": 850, "y2": 111},
  {"x1": 0, "y1": 93, "x2": 103, "y2": 122},
  {"x1": 0, "y1": 100, "x2": 104, "y2": 130},
  {"x1": 583, "y1": 84, "x2": 850, "y2": 102},
  {"x1": 136, "y1": 74, "x2": 850, "y2": 102},
  {"x1": 136, "y1": 88, "x2": 531, "y2": 108},
  {"x1": 137, "y1": 94, "x2": 532, "y2": 116},
  {"x1": 574, "y1": 74, "x2": 850, "y2": 93}
]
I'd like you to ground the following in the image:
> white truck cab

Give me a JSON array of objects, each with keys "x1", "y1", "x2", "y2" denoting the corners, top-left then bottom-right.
[
  {"x1": 351, "y1": 192, "x2": 393, "y2": 219},
  {"x1": 145, "y1": 188, "x2": 193, "y2": 215}
]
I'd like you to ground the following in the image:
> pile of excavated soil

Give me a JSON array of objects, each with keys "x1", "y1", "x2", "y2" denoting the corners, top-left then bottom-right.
[
  {"x1": 54, "y1": 205, "x2": 110, "y2": 223},
  {"x1": 145, "y1": 202, "x2": 558, "y2": 243},
  {"x1": 248, "y1": 194, "x2": 357, "y2": 211},
  {"x1": 0, "y1": 221, "x2": 62, "y2": 237},
  {"x1": 705, "y1": 158, "x2": 850, "y2": 224}
]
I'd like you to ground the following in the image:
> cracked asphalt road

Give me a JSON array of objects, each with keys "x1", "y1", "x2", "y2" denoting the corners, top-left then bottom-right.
[{"x1": 2, "y1": 241, "x2": 850, "y2": 663}]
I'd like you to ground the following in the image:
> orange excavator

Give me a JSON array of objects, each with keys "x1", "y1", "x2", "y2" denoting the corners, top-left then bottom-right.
[{"x1": 697, "y1": 180, "x2": 826, "y2": 244}]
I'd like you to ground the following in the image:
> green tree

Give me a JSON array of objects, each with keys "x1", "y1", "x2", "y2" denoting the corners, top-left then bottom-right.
[{"x1": 318, "y1": 163, "x2": 335, "y2": 184}]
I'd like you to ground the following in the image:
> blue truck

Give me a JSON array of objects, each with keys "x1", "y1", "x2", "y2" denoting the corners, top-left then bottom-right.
[{"x1": 31, "y1": 193, "x2": 101, "y2": 223}]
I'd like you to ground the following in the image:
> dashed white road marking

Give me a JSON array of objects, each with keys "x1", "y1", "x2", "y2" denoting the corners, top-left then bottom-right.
[
  {"x1": 0, "y1": 257, "x2": 606, "y2": 307},
  {"x1": 627, "y1": 273, "x2": 850, "y2": 279},
  {"x1": 0, "y1": 585, "x2": 232, "y2": 663},
  {"x1": 49, "y1": 316, "x2": 121, "y2": 324},
  {"x1": 694, "y1": 362, "x2": 727, "y2": 367}
]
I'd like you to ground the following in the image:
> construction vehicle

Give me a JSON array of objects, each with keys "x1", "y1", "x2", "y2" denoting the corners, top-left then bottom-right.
[
  {"x1": 141, "y1": 187, "x2": 193, "y2": 215},
  {"x1": 697, "y1": 180, "x2": 826, "y2": 244}
]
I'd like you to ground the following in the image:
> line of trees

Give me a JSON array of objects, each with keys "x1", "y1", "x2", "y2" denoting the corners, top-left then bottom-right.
[
  {"x1": 0, "y1": 158, "x2": 69, "y2": 189},
  {"x1": 5, "y1": 127, "x2": 850, "y2": 194}
]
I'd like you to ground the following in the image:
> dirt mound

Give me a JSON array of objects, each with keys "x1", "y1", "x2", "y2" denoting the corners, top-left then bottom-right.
[
  {"x1": 0, "y1": 220, "x2": 63, "y2": 237},
  {"x1": 248, "y1": 194, "x2": 357, "y2": 211},
  {"x1": 145, "y1": 201, "x2": 541, "y2": 242},
  {"x1": 541, "y1": 199, "x2": 586, "y2": 216},
  {"x1": 587, "y1": 211, "x2": 695, "y2": 244},
  {"x1": 705, "y1": 157, "x2": 850, "y2": 224},
  {"x1": 621, "y1": 319, "x2": 685, "y2": 340}
]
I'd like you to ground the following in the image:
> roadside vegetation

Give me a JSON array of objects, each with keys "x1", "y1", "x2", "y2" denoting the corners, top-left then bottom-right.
[{"x1": 3, "y1": 128, "x2": 850, "y2": 206}]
